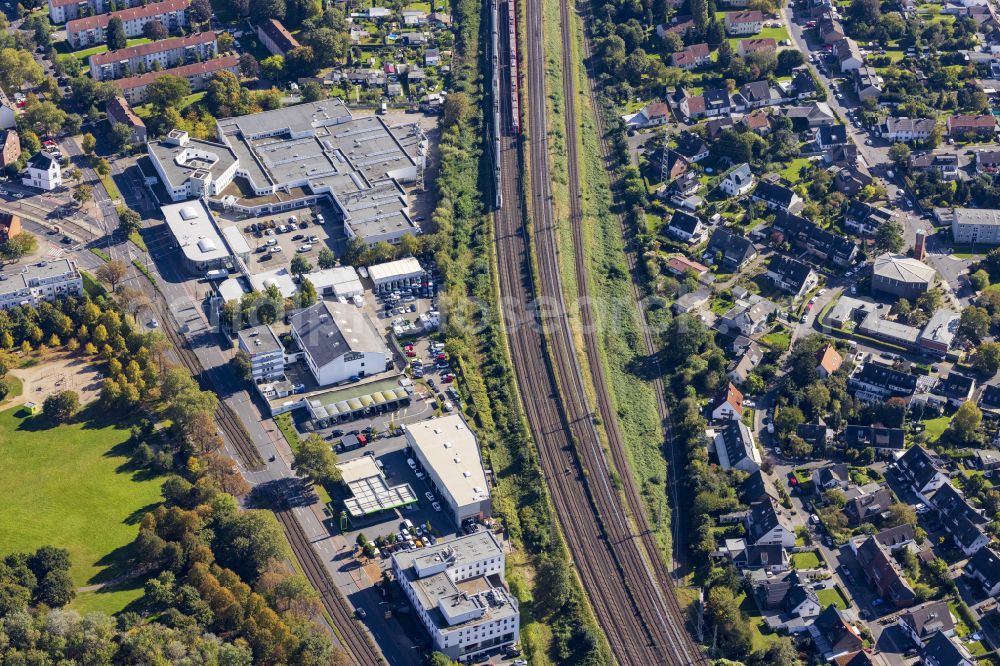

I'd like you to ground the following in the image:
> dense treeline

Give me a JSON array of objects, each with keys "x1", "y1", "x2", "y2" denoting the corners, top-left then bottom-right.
[{"x1": 0, "y1": 283, "x2": 340, "y2": 663}]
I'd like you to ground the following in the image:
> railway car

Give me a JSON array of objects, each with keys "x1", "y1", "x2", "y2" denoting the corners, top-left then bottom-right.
[{"x1": 506, "y1": 0, "x2": 520, "y2": 134}]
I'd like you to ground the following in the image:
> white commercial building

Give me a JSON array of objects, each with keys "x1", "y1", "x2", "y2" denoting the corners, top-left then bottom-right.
[
  {"x1": 0, "y1": 259, "x2": 83, "y2": 310},
  {"x1": 289, "y1": 300, "x2": 389, "y2": 386},
  {"x1": 145, "y1": 99, "x2": 425, "y2": 244},
  {"x1": 404, "y1": 415, "x2": 491, "y2": 526},
  {"x1": 368, "y1": 257, "x2": 424, "y2": 293},
  {"x1": 337, "y1": 455, "x2": 417, "y2": 517},
  {"x1": 21, "y1": 152, "x2": 61, "y2": 191},
  {"x1": 306, "y1": 266, "x2": 364, "y2": 299},
  {"x1": 237, "y1": 324, "x2": 285, "y2": 383},
  {"x1": 392, "y1": 531, "x2": 519, "y2": 661},
  {"x1": 161, "y1": 199, "x2": 232, "y2": 273},
  {"x1": 148, "y1": 129, "x2": 240, "y2": 202}
]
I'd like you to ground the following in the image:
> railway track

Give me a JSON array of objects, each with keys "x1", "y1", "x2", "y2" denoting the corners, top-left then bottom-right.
[
  {"x1": 150, "y1": 297, "x2": 265, "y2": 471},
  {"x1": 554, "y1": 0, "x2": 704, "y2": 661},
  {"x1": 490, "y1": 0, "x2": 708, "y2": 662},
  {"x1": 572, "y1": 3, "x2": 689, "y2": 577},
  {"x1": 271, "y1": 493, "x2": 382, "y2": 666}
]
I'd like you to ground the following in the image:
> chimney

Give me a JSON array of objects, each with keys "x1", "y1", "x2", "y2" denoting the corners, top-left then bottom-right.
[{"x1": 914, "y1": 228, "x2": 926, "y2": 261}]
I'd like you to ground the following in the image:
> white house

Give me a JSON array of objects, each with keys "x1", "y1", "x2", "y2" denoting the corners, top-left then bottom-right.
[
  {"x1": 720, "y1": 162, "x2": 755, "y2": 196},
  {"x1": 714, "y1": 421, "x2": 761, "y2": 472},
  {"x1": 21, "y1": 152, "x2": 61, "y2": 191},
  {"x1": 724, "y1": 10, "x2": 764, "y2": 35},
  {"x1": 710, "y1": 383, "x2": 744, "y2": 422},
  {"x1": 289, "y1": 300, "x2": 389, "y2": 386}
]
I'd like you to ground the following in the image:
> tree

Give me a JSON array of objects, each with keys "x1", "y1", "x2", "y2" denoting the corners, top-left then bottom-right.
[
  {"x1": 776, "y1": 48, "x2": 805, "y2": 76},
  {"x1": 971, "y1": 269, "x2": 990, "y2": 291},
  {"x1": 886, "y1": 502, "x2": 917, "y2": 528},
  {"x1": 36, "y1": 569, "x2": 75, "y2": 607},
  {"x1": 190, "y1": 0, "x2": 212, "y2": 22},
  {"x1": 232, "y1": 350, "x2": 252, "y2": 381},
  {"x1": 292, "y1": 433, "x2": 341, "y2": 485},
  {"x1": 285, "y1": 46, "x2": 315, "y2": 78},
  {"x1": 950, "y1": 401, "x2": 982, "y2": 443},
  {"x1": 109, "y1": 122, "x2": 134, "y2": 152},
  {"x1": 290, "y1": 254, "x2": 312, "y2": 276},
  {"x1": 960, "y1": 306, "x2": 990, "y2": 340},
  {"x1": 443, "y1": 92, "x2": 470, "y2": 129},
  {"x1": 20, "y1": 99, "x2": 67, "y2": 137},
  {"x1": 142, "y1": 19, "x2": 168, "y2": 41},
  {"x1": 107, "y1": 17, "x2": 127, "y2": 51},
  {"x1": 774, "y1": 406, "x2": 805, "y2": 438},
  {"x1": 251, "y1": 0, "x2": 286, "y2": 19},
  {"x1": 43, "y1": 390, "x2": 80, "y2": 423},
  {"x1": 206, "y1": 71, "x2": 258, "y2": 117},
  {"x1": 691, "y1": 0, "x2": 709, "y2": 31},
  {"x1": 145, "y1": 74, "x2": 190, "y2": 109},
  {"x1": 888, "y1": 142, "x2": 911, "y2": 169},
  {"x1": 96, "y1": 260, "x2": 128, "y2": 291},
  {"x1": 81, "y1": 132, "x2": 96, "y2": 155},
  {"x1": 118, "y1": 207, "x2": 141, "y2": 236},
  {"x1": 260, "y1": 55, "x2": 285, "y2": 80},
  {"x1": 302, "y1": 81, "x2": 325, "y2": 102},
  {"x1": 873, "y1": 219, "x2": 905, "y2": 254},
  {"x1": 72, "y1": 183, "x2": 93, "y2": 207},
  {"x1": 0, "y1": 48, "x2": 43, "y2": 92},
  {"x1": 317, "y1": 247, "x2": 336, "y2": 269},
  {"x1": 0, "y1": 233, "x2": 38, "y2": 262},
  {"x1": 974, "y1": 341, "x2": 1000, "y2": 375},
  {"x1": 239, "y1": 52, "x2": 259, "y2": 77}
]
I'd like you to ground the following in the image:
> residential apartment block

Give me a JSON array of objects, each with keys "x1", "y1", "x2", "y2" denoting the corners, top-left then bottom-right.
[
  {"x1": 114, "y1": 55, "x2": 239, "y2": 105},
  {"x1": 943, "y1": 207, "x2": 1000, "y2": 245},
  {"x1": 237, "y1": 325, "x2": 286, "y2": 384},
  {"x1": 0, "y1": 260, "x2": 83, "y2": 310},
  {"x1": 256, "y1": 18, "x2": 300, "y2": 56},
  {"x1": 48, "y1": 0, "x2": 141, "y2": 24},
  {"x1": 392, "y1": 532, "x2": 519, "y2": 661},
  {"x1": 66, "y1": 0, "x2": 190, "y2": 49},
  {"x1": 90, "y1": 31, "x2": 217, "y2": 81}
]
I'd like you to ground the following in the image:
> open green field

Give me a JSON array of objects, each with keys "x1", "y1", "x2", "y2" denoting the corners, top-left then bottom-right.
[
  {"x1": 781, "y1": 157, "x2": 813, "y2": 183},
  {"x1": 817, "y1": 586, "x2": 849, "y2": 609},
  {"x1": 0, "y1": 403, "x2": 163, "y2": 610},
  {"x1": 923, "y1": 416, "x2": 950, "y2": 442},
  {"x1": 791, "y1": 551, "x2": 822, "y2": 569}
]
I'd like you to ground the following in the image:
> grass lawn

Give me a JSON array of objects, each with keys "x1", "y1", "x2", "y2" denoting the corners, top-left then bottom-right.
[
  {"x1": 817, "y1": 586, "x2": 849, "y2": 609},
  {"x1": 129, "y1": 231, "x2": 147, "y2": 252},
  {"x1": 781, "y1": 157, "x2": 813, "y2": 183},
  {"x1": 791, "y1": 551, "x2": 822, "y2": 569},
  {"x1": 737, "y1": 592, "x2": 779, "y2": 651},
  {"x1": 70, "y1": 581, "x2": 147, "y2": 616},
  {"x1": 134, "y1": 91, "x2": 206, "y2": 119},
  {"x1": 70, "y1": 38, "x2": 151, "y2": 60},
  {"x1": 0, "y1": 403, "x2": 164, "y2": 605},
  {"x1": 761, "y1": 329, "x2": 792, "y2": 351},
  {"x1": 100, "y1": 172, "x2": 122, "y2": 202},
  {"x1": 1, "y1": 374, "x2": 23, "y2": 405},
  {"x1": 923, "y1": 416, "x2": 950, "y2": 442}
]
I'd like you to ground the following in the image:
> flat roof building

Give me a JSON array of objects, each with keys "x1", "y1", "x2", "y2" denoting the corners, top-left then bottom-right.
[
  {"x1": 237, "y1": 324, "x2": 285, "y2": 384},
  {"x1": 0, "y1": 259, "x2": 83, "y2": 310},
  {"x1": 392, "y1": 531, "x2": 518, "y2": 661},
  {"x1": 337, "y1": 456, "x2": 417, "y2": 517},
  {"x1": 149, "y1": 129, "x2": 240, "y2": 202},
  {"x1": 146, "y1": 100, "x2": 424, "y2": 245},
  {"x1": 404, "y1": 415, "x2": 490, "y2": 526},
  {"x1": 161, "y1": 199, "x2": 232, "y2": 272},
  {"x1": 306, "y1": 266, "x2": 364, "y2": 299}
]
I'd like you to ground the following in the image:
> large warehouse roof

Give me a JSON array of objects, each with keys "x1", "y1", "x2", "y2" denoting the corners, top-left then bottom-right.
[
  {"x1": 161, "y1": 200, "x2": 230, "y2": 264},
  {"x1": 873, "y1": 253, "x2": 936, "y2": 285},
  {"x1": 406, "y1": 415, "x2": 489, "y2": 509}
]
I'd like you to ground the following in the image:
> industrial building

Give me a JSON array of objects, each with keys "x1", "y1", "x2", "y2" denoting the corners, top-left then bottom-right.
[
  {"x1": 337, "y1": 455, "x2": 417, "y2": 518},
  {"x1": 289, "y1": 300, "x2": 389, "y2": 386},
  {"x1": 392, "y1": 531, "x2": 519, "y2": 661},
  {"x1": 90, "y1": 32, "x2": 219, "y2": 81},
  {"x1": 304, "y1": 375, "x2": 412, "y2": 424},
  {"x1": 305, "y1": 266, "x2": 364, "y2": 299},
  {"x1": 237, "y1": 325, "x2": 286, "y2": 384},
  {"x1": 145, "y1": 100, "x2": 425, "y2": 245},
  {"x1": 368, "y1": 257, "x2": 424, "y2": 293},
  {"x1": 66, "y1": 0, "x2": 190, "y2": 49},
  {"x1": 0, "y1": 260, "x2": 83, "y2": 310},
  {"x1": 161, "y1": 199, "x2": 234, "y2": 273},
  {"x1": 404, "y1": 415, "x2": 491, "y2": 526}
]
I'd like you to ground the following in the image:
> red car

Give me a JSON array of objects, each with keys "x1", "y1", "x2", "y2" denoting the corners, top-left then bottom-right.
[
  {"x1": 404, "y1": 344, "x2": 414, "y2": 351},
  {"x1": 434, "y1": 353, "x2": 446, "y2": 361},
  {"x1": 406, "y1": 350, "x2": 416, "y2": 357},
  {"x1": 442, "y1": 374, "x2": 455, "y2": 383}
]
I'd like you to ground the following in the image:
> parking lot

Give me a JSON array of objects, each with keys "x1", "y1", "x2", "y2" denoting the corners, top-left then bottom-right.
[{"x1": 216, "y1": 199, "x2": 345, "y2": 279}]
